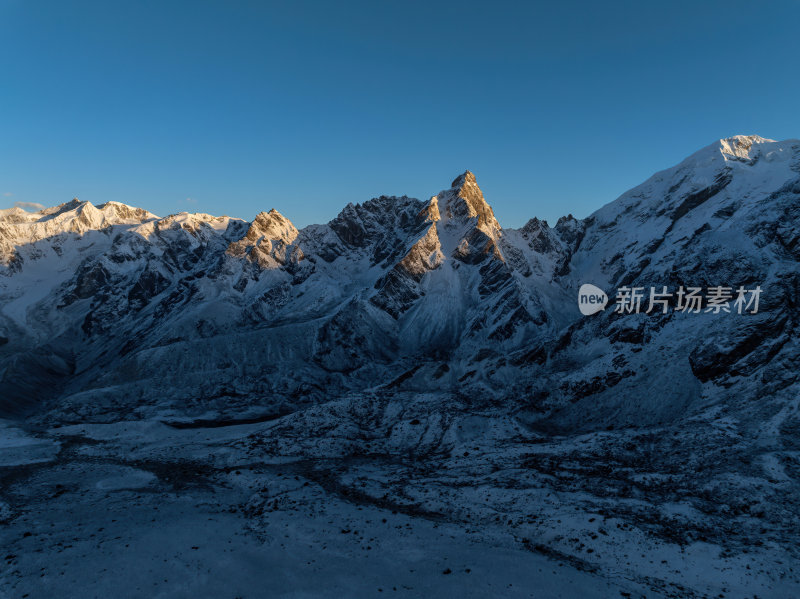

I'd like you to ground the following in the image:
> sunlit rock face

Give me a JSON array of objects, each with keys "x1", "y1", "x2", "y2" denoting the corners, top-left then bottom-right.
[{"x1": 226, "y1": 209, "x2": 298, "y2": 268}]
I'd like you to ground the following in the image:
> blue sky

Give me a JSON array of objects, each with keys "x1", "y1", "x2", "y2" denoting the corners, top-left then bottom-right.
[{"x1": 2, "y1": 0, "x2": 799, "y2": 228}]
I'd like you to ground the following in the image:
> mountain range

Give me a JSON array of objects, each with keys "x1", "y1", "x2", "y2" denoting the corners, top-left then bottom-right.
[{"x1": 2, "y1": 134, "x2": 800, "y2": 597}]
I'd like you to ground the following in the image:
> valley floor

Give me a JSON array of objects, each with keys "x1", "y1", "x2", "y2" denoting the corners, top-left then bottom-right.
[{"x1": 0, "y1": 400, "x2": 798, "y2": 599}]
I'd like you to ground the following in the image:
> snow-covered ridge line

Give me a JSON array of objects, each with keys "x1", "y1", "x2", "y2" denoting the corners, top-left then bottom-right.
[
  {"x1": 3, "y1": 135, "x2": 797, "y2": 245},
  {"x1": 0, "y1": 133, "x2": 799, "y2": 426}
]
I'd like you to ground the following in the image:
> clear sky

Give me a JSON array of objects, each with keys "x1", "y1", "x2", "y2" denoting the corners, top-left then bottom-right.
[{"x1": 2, "y1": 0, "x2": 799, "y2": 228}]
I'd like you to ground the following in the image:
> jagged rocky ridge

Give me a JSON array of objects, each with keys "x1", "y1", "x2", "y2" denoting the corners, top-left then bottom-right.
[
  {"x1": 0, "y1": 170, "x2": 558, "y2": 420},
  {"x1": 1, "y1": 135, "x2": 799, "y2": 428}
]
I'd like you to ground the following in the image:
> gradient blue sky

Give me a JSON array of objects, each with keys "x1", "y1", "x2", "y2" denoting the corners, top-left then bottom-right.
[{"x1": 2, "y1": 0, "x2": 799, "y2": 228}]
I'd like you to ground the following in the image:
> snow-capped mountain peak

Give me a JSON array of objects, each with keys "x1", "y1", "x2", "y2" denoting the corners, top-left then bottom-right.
[
  {"x1": 677, "y1": 134, "x2": 796, "y2": 174},
  {"x1": 443, "y1": 170, "x2": 500, "y2": 234},
  {"x1": 242, "y1": 209, "x2": 298, "y2": 244},
  {"x1": 717, "y1": 134, "x2": 774, "y2": 160},
  {"x1": 0, "y1": 198, "x2": 160, "y2": 265},
  {"x1": 95, "y1": 200, "x2": 159, "y2": 224},
  {"x1": 227, "y1": 208, "x2": 298, "y2": 267}
]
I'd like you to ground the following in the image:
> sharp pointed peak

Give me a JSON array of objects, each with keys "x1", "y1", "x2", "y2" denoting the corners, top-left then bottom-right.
[
  {"x1": 440, "y1": 170, "x2": 499, "y2": 232},
  {"x1": 450, "y1": 170, "x2": 477, "y2": 189}
]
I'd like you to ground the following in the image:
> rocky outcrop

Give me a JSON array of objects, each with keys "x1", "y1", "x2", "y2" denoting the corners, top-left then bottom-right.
[
  {"x1": 371, "y1": 223, "x2": 444, "y2": 318},
  {"x1": 227, "y1": 209, "x2": 298, "y2": 268}
]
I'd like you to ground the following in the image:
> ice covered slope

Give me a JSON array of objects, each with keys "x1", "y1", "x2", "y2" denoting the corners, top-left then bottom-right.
[
  {"x1": 0, "y1": 135, "x2": 799, "y2": 426},
  {"x1": 566, "y1": 134, "x2": 800, "y2": 290},
  {"x1": 514, "y1": 135, "x2": 800, "y2": 434}
]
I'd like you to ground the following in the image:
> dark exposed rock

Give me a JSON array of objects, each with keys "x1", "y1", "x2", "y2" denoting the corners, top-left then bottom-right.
[
  {"x1": 666, "y1": 169, "x2": 733, "y2": 231},
  {"x1": 128, "y1": 268, "x2": 171, "y2": 311}
]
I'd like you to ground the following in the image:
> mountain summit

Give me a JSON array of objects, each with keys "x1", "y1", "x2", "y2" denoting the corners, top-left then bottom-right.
[{"x1": 444, "y1": 170, "x2": 500, "y2": 233}]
